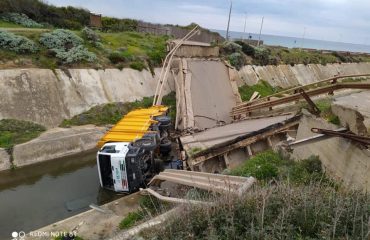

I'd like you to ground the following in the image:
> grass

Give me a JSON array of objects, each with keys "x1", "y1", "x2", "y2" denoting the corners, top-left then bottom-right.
[
  {"x1": 0, "y1": 119, "x2": 46, "y2": 149},
  {"x1": 238, "y1": 80, "x2": 282, "y2": 102},
  {"x1": 0, "y1": 29, "x2": 168, "y2": 70},
  {"x1": 119, "y1": 195, "x2": 169, "y2": 230},
  {"x1": 315, "y1": 99, "x2": 341, "y2": 125},
  {"x1": 141, "y1": 150, "x2": 370, "y2": 240},
  {"x1": 188, "y1": 147, "x2": 204, "y2": 157},
  {"x1": 0, "y1": 20, "x2": 23, "y2": 28},
  {"x1": 60, "y1": 92, "x2": 176, "y2": 127}
]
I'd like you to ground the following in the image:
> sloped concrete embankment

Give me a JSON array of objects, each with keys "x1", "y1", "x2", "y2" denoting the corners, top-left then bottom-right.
[
  {"x1": 292, "y1": 113, "x2": 370, "y2": 191},
  {"x1": 0, "y1": 125, "x2": 106, "y2": 171},
  {"x1": 0, "y1": 68, "x2": 174, "y2": 128},
  {"x1": 238, "y1": 62, "x2": 370, "y2": 88}
]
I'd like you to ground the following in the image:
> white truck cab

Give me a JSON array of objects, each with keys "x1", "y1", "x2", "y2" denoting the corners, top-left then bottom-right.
[{"x1": 97, "y1": 142, "x2": 130, "y2": 192}]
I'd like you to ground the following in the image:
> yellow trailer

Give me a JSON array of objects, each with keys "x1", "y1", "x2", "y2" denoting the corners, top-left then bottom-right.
[{"x1": 96, "y1": 105, "x2": 172, "y2": 192}]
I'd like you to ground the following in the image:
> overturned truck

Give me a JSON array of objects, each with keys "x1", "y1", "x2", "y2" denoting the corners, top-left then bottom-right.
[{"x1": 96, "y1": 106, "x2": 174, "y2": 193}]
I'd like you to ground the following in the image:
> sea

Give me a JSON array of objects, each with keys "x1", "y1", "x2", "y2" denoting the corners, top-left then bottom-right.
[{"x1": 214, "y1": 30, "x2": 370, "y2": 54}]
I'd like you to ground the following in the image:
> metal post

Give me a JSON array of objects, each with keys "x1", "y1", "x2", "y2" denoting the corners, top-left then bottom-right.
[
  {"x1": 242, "y1": 12, "x2": 247, "y2": 40},
  {"x1": 226, "y1": 0, "x2": 232, "y2": 41},
  {"x1": 257, "y1": 16, "x2": 264, "y2": 47}
]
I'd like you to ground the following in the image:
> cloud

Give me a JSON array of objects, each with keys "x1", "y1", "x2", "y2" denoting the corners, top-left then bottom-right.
[{"x1": 45, "y1": 0, "x2": 370, "y2": 44}]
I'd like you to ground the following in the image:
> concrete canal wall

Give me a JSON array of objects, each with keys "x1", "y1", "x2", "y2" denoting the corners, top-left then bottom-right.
[
  {"x1": 0, "y1": 68, "x2": 174, "y2": 128},
  {"x1": 238, "y1": 62, "x2": 370, "y2": 88}
]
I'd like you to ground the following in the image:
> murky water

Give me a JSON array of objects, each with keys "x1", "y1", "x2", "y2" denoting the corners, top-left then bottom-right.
[{"x1": 0, "y1": 150, "x2": 120, "y2": 239}]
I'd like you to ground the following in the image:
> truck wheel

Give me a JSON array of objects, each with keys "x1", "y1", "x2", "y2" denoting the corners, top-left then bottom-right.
[
  {"x1": 160, "y1": 139, "x2": 172, "y2": 155},
  {"x1": 133, "y1": 138, "x2": 156, "y2": 151},
  {"x1": 153, "y1": 158, "x2": 164, "y2": 173}
]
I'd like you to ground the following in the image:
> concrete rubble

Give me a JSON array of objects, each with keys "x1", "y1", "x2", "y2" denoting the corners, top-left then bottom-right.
[{"x1": 332, "y1": 91, "x2": 370, "y2": 135}]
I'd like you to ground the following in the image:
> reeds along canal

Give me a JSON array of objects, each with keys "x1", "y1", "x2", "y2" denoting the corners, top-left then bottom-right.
[{"x1": 0, "y1": 150, "x2": 121, "y2": 239}]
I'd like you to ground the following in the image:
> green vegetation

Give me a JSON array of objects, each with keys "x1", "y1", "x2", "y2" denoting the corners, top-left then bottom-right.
[
  {"x1": 188, "y1": 147, "x2": 204, "y2": 157},
  {"x1": 142, "y1": 151, "x2": 370, "y2": 239},
  {"x1": 0, "y1": 20, "x2": 23, "y2": 28},
  {"x1": 119, "y1": 195, "x2": 168, "y2": 230},
  {"x1": 0, "y1": 119, "x2": 46, "y2": 149},
  {"x1": 315, "y1": 99, "x2": 341, "y2": 125},
  {"x1": 222, "y1": 40, "x2": 370, "y2": 67},
  {"x1": 229, "y1": 150, "x2": 328, "y2": 184},
  {"x1": 0, "y1": 0, "x2": 90, "y2": 30},
  {"x1": 1, "y1": 12, "x2": 43, "y2": 28},
  {"x1": 0, "y1": 28, "x2": 167, "y2": 69},
  {"x1": 60, "y1": 92, "x2": 176, "y2": 127},
  {"x1": 0, "y1": 30, "x2": 39, "y2": 53},
  {"x1": 238, "y1": 80, "x2": 281, "y2": 101},
  {"x1": 119, "y1": 211, "x2": 145, "y2": 230}
]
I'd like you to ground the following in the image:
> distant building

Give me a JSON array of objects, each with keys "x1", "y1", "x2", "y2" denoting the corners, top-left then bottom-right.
[{"x1": 90, "y1": 13, "x2": 102, "y2": 28}]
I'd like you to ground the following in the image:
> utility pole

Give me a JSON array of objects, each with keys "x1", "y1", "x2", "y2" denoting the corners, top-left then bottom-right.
[
  {"x1": 257, "y1": 16, "x2": 264, "y2": 47},
  {"x1": 300, "y1": 27, "x2": 306, "y2": 50},
  {"x1": 242, "y1": 12, "x2": 247, "y2": 40},
  {"x1": 226, "y1": 0, "x2": 232, "y2": 41}
]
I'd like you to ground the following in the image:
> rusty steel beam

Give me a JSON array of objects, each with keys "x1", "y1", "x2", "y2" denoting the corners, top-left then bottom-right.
[
  {"x1": 234, "y1": 73, "x2": 370, "y2": 110},
  {"x1": 299, "y1": 89, "x2": 321, "y2": 116},
  {"x1": 232, "y1": 83, "x2": 370, "y2": 117},
  {"x1": 311, "y1": 128, "x2": 370, "y2": 146}
]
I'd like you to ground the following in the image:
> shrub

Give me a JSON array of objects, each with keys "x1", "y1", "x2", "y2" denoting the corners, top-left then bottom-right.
[
  {"x1": 0, "y1": 30, "x2": 38, "y2": 53},
  {"x1": 102, "y1": 17, "x2": 138, "y2": 32},
  {"x1": 143, "y1": 183, "x2": 370, "y2": 240},
  {"x1": 130, "y1": 61, "x2": 147, "y2": 71},
  {"x1": 54, "y1": 45, "x2": 96, "y2": 64},
  {"x1": 228, "y1": 52, "x2": 245, "y2": 70},
  {"x1": 235, "y1": 41, "x2": 255, "y2": 56},
  {"x1": 39, "y1": 29, "x2": 83, "y2": 50},
  {"x1": 40, "y1": 29, "x2": 96, "y2": 63},
  {"x1": 221, "y1": 41, "x2": 242, "y2": 54},
  {"x1": 108, "y1": 51, "x2": 126, "y2": 64},
  {"x1": 253, "y1": 47, "x2": 271, "y2": 65},
  {"x1": 81, "y1": 27, "x2": 100, "y2": 43},
  {"x1": 1, "y1": 12, "x2": 43, "y2": 28}
]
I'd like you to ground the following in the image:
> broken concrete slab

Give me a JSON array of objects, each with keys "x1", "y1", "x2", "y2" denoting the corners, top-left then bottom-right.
[
  {"x1": 13, "y1": 125, "x2": 106, "y2": 168},
  {"x1": 292, "y1": 113, "x2": 370, "y2": 191},
  {"x1": 181, "y1": 114, "x2": 299, "y2": 171},
  {"x1": 181, "y1": 114, "x2": 295, "y2": 152},
  {"x1": 332, "y1": 91, "x2": 370, "y2": 135},
  {"x1": 0, "y1": 148, "x2": 10, "y2": 171}
]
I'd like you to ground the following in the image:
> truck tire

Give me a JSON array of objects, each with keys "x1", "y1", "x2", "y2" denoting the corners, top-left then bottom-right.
[
  {"x1": 153, "y1": 158, "x2": 164, "y2": 173},
  {"x1": 156, "y1": 116, "x2": 171, "y2": 130},
  {"x1": 160, "y1": 139, "x2": 172, "y2": 155},
  {"x1": 133, "y1": 138, "x2": 156, "y2": 151}
]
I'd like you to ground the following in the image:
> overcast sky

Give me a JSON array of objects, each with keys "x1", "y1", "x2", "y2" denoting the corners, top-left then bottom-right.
[{"x1": 46, "y1": 0, "x2": 370, "y2": 45}]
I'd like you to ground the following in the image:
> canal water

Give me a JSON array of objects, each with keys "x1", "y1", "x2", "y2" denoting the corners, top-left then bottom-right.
[{"x1": 0, "y1": 151, "x2": 120, "y2": 239}]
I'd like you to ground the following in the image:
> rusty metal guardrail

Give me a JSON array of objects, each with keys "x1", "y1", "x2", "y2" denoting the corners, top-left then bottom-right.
[{"x1": 232, "y1": 75, "x2": 370, "y2": 119}]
